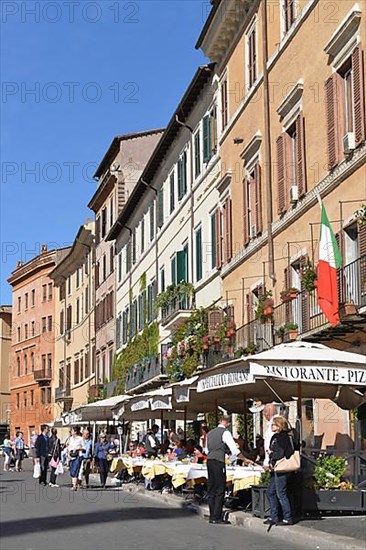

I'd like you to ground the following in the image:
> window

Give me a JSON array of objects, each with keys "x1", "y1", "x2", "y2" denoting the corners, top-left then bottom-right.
[
  {"x1": 110, "y1": 245, "x2": 114, "y2": 273},
  {"x1": 47, "y1": 387, "x2": 51, "y2": 404},
  {"x1": 85, "y1": 286, "x2": 89, "y2": 314},
  {"x1": 31, "y1": 321, "x2": 35, "y2": 337},
  {"x1": 66, "y1": 305, "x2": 72, "y2": 331},
  {"x1": 68, "y1": 276, "x2": 72, "y2": 295},
  {"x1": 85, "y1": 351, "x2": 90, "y2": 378},
  {"x1": 31, "y1": 352, "x2": 35, "y2": 371},
  {"x1": 171, "y1": 256, "x2": 177, "y2": 285},
  {"x1": 203, "y1": 108, "x2": 217, "y2": 163},
  {"x1": 110, "y1": 196, "x2": 114, "y2": 228},
  {"x1": 17, "y1": 326, "x2": 21, "y2": 342},
  {"x1": 158, "y1": 188, "x2": 164, "y2": 229},
  {"x1": 118, "y1": 252, "x2": 122, "y2": 282},
  {"x1": 243, "y1": 163, "x2": 262, "y2": 244},
  {"x1": 210, "y1": 212, "x2": 217, "y2": 269},
  {"x1": 173, "y1": 246, "x2": 188, "y2": 284},
  {"x1": 80, "y1": 356, "x2": 84, "y2": 381},
  {"x1": 168, "y1": 173, "x2": 175, "y2": 214},
  {"x1": 42, "y1": 354, "x2": 46, "y2": 370},
  {"x1": 42, "y1": 317, "x2": 46, "y2": 333},
  {"x1": 177, "y1": 151, "x2": 187, "y2": 200},
  {"x1": 138, "y1": 293, "x2": 145, "y2": 331},
  {"x1": 96, "y1": 262, "x2": 100, "y2": 287},
  {"x1": 74, "y1": 358, "x2": 79, "y2": 385},
  {"x1": 76, "y1": 267, "x2": 80, "y2": 288},
  {"x1": 41, "y1": 388, "x2": 46, "y2": 405},
  {"x1": 132, "y1": 229, "x2": 137, "y2": 265},
  {"x1": 195, "y1": 227, "x2": 203, "y2": 282},
  {"x1": 194, "y1": 131, "x2": 201, "y2": 178},
  {"x1": 147, "y1": 281, "x2": 156, "y2": 323},
  {"x1": 24, "y1": 391, "x2": 27, "y2": 407},
  {"x1": 25, "y1": 293, "x2": 28, "y2": 310},
  {"x1": 31, "y1": 289, "x2": 35, "y2": 306},
  {"x1": 48, "y1": 315, "x2": 52, "y2": 332},
  {"x1": 141, "y1": 219, "x2": 145, "y2": 253},
  {"x1": 149, "y1": 203, "x2": 155, "y2": 242},
  {"x1": 126, "y1": 242, "x2": 131, "y2": 274},
  {"x1": 221, "y1": 79, "x2": 228, "y2": 130},
  {"x1": 160, "y1": 267, "x2": 165, "y2": 293},
  {"x1": 122, "y1": 308, "x2": 129, "y2": 344},
  {"x1": 24, "y1": 324, "x2": 28, "y2": 339},
  {"x1": 103, "y1": 254, "x2": 107, "y2": 281},
  {"x1": 101, "y1": 207, "x2": 107, "y2": 238},
  {"x1": 85, "y1": 254, "x2": 89, "y2": 275},
  {"x1": 48, "y1": 283, "x2": 53, "y2": 300},
  {"x1": 96, "y1": 216, "x2": 100, "y2": 245},
  {"x1": 42, "y1": 284, "x2": 47, "y2": 302},
  {"x1": 16, "y1": 393, "x2": 20, "y2": 408},
  {"x1": 47, "y1": 353, "x2": 52, "y2": 372},
  {"x1": 283, "y1": 0, "x2": 296, "y2": 33},
  {"x1": 17, "y1": 296, "x2": 21, "y2": 313},
  {"x1": 60, "y1": 310, "x2": 64, "y2": 335},
  {"x1": 247, "y1": 20, "x2": 257, "y2": 89},
  {"x1": 130, "y1": 300, "x2": 137, "y2": 338},
  {"x1": 325, "y1": 45, "x2": 365, "y2": 169},
  {"x1": 30, "y1": 390, "x2": 34, "y2": 406},
  {"x1": 222, "y1": 198, "x2": 233, "y2": 264},
  {"x1": 24, "y1": 355, "x2": 28, "y2": 374},
  {"x1": 76, "y1": 299, "x2": 80, "y2": 324},
  {"x1": 17, "y1": 356, "x2": 20, "y2": 376}
]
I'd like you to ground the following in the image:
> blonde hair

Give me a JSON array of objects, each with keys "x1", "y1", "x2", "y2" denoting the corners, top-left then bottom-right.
[{"x1": 272, "y1": 416, "x2": 290, "y2": 432}]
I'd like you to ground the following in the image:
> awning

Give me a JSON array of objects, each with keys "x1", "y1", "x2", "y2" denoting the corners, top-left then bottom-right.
[{"x1": 71, "y1": 395, "x2": 130, "y2": 422}]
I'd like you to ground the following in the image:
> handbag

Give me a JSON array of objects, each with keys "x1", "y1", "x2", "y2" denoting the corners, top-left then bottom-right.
[
  {"x1": 274, "y1": 433, "x2": 301, "y2": 473},
  {"x1": 69, "y1": 450, "x2": 79, "y2": 458},
  {"x1": 33, "y1": 462, "x2": 41, "y2": 479},
  {"x1": 50, "y1": 457, "x2": 59, "y2": 469}
]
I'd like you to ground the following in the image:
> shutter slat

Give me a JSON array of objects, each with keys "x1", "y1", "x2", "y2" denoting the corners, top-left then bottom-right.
[
  {"x1": 325, "y1": 75, "x2": 341, "y2": 170},
  {"x1": 296, "y1": 114, "x2": 307, "y2": 197},
  {"x1": 277, "y1": 135, "x2": 285, "y2": 215},
  {"x1": 254, "y1": 163, "x2": 263, "y2": 233},
  {"x1": 243, "y1": 177, "x2": 250, "y2": 246},
  {"x1": 352, "y1": 45, "x2": 366, "y2": 146},
  {"x1": 358, "y1": 224, "x2": 366, "y2": 257}
]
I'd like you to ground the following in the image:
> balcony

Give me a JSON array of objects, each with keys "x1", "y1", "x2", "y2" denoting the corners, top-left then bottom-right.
[
  {"x1": 55, "y1": 386, "x2": 72, "y2": 401},
  {"x1": 161, "y1": 296, "x2": 194, "y2": 330},
  {"x1": 33, "y1": 369, "x2": 52, "y2": 383},
  {"x1": 125, "y1": 354, "x2": 167, "y2": 393}
]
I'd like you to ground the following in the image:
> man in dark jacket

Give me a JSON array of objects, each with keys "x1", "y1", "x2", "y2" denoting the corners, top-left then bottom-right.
[{"x1": 35, "y1": 425, "x2": 50, "y2": 485}]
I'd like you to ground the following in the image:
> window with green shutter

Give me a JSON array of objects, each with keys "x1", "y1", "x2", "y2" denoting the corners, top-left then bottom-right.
[
  {"x1": 170, "y1": 173, "x2": 175, "y2": 213},
  {"x1": 182, "y1": 151, "x2": 187, "y2": 195},
  {"x1": 160, "y1": 268, "x2": 165, "y2": 292},
  {"x1": 211, "y1": 212, "x2": 217, "y2": 269},
  {"x1": 171, "y1": 256, "x2": 177, "y2": 285},
  {"x1": 178, "y1": 152, "x2": 187, "y2": 200},
  {"x1": 158, "y1": 188, "x2": 164, "y2": 228},
  {"x1": 203, "y1": 114, "x2": 212, "y2": 163},
  {"x1": 149, "y1": 203, "x2": 154, "y2": 241},
  {"x1": 141, "y1": 218, "x2": 145, "y2": 253},
  {"x1": 177, "y1": 246, "x2": 188, "y2": 283},
  {"x1": 195, "y1": 227, "x2": 202, "y2": 281},
  {"x1": 126, "y1": 242, "x2": 131, "y2": 274},
  {"x1": 194, "y1": 131, "x2": 201, "y2": 178}
]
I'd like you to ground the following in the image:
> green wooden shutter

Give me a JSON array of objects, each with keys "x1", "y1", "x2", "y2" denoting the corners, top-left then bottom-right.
[
  {"x1": 177, "y1": 250, "x2": 186, "y2": 283},
  {"x1": 194, "y1": 132, "x2": 201, "y2": 178},
  {"x1": 170, "y1": 173, "x2": 175, "y2": 213},
  {"x1": 158, "y1": 188, "x2": 164, "y2": 228},
  {"x1": 203, "y1": 115, "x2": 211, "y2": 163},
  {"x1": 182, "y1": 151, "x2": 187, "y2": 195},
  {"x1": 211, "y1": 212, "x2": 216, "y2": 269},
  {"x1": 171, "y1": 256, "x2": 177, "y2": 285},
  {"x1": 177, "y1": 158, "x2": 183, "y2": 199},
  {"x1": 196, "y1": 227, "x2": 202, "y2": 281}
]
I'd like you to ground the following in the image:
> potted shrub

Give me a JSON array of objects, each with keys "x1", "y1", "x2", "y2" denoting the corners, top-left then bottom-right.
[
  {"x1": 284, "y1": 322, "x2": 298, "y2": 341},
  {"x1": 280, "y1": 287, "x2": 299, "y2": 303},
  {"x1": 255, "y1": 291, "x2": 274, "y2": 323},
  {"x1": 202, "y1": 335, "x2": 210, "y2": 351},
  {"x1": 303, "y1": 456, "x2": 365, "y2": 512},
  {"x1": 300, "y1": 261, "x2": 317, "y2": 292},
  {"x1": 251, "y1": 471, "x2": 271, "y2": 518},
  {"x1": 355, "y1": 204, "x2": 366, "y2": 226}
]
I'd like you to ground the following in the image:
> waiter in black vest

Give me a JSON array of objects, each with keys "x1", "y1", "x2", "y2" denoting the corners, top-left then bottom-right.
[{"x1": 207, "y1": 415, "x2": 247, "y2": 524}]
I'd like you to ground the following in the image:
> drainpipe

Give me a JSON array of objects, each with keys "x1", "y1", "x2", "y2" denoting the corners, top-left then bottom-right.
[
  {"x1": 262, "y1": 0, "x2": 276, "y2": 283},
  {"x1": 175, "y1": 115, "x2": 194, "y2": 287}
]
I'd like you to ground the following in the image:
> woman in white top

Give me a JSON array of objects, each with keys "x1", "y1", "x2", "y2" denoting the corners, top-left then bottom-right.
[
  {"x1": 2, "y1": 433, "x2": 13, "y2": 472},
  {"x1": 68, "y1": 426, "x2": 85, "y2": 490}
]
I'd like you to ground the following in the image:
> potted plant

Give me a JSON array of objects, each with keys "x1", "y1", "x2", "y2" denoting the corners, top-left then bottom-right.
[
  {"x1": 245, "y1": 342, "x2": 257, "y2": 355},
  {"x1": 300, "y1": 261, "x2": 317, "y2": 292},
  {"x1": 255, "y1": 290, "x2": 274, "y2": 323},
  {"x1": 202, "y1": 335, "x2": 210, "y2": 351},
  {"x1": 284, "y1": 322, "x2": 298, "y2": 340},
  {"x1": 355, "y1": 204, "x2": 366, "y2": 226},
  {"x1": 251, "y1": 471, "x2": 271, "y2": 518},
  {"x1": 303, "y1": 456, "x2": 365, "y2": 512},
  {"x1": 339, "y1": 302, "x2": 358, "y2": 317},
  {"x1": 280, "y1": 287, "x2": 299, "y2": 303}
]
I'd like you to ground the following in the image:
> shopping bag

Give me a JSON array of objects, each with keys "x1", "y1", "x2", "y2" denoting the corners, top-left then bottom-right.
[
  {"x1": 55, "y1": 462, "x2": 64, "y2": 476},
  {"x1": 33, "y1": 462, "x2": 41, "y2": 479}
]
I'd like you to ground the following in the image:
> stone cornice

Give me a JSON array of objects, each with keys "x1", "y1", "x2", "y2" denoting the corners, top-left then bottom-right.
[{"x1": 221, "y1": 143, "x2": 366, "y2": 278}]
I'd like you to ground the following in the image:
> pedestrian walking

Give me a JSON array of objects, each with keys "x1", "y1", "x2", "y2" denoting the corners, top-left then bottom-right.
[
  {"x1": 94, "y1": 433, "x2": 112, "y2": 488},
  {"x1": 48, "y1": 428, "x2": 62, "y2": 487},
  {"x1": 35, "y1": 425, "x2": 50, "y2": 485},
  {"x1": 2, "y1": 433, "x2": 14, "y2": 472},
  {"x1": 68, "y1": 427, "x2": 85, "y2": 491},
  {"x1": 265, "y1": 416, "x2": 298, "y2": 527},
  {"x1": 206, "y1": 416, "x2": 244, "y2": 525},
  {"x1": 80, "y1": 428, "x2": 93, "y2": 488},
  {"x1": 14, "y1": 431, "x2": 26, "y2": 472},
  {"x1": 30, "y1": 430, "x2": 38, "y2": 463}
]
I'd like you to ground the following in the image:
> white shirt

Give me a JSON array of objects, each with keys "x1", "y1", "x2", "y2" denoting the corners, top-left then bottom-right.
[
  {"x1": 263, "y1": 416, "x2": 280, "y2": 466},
  {"x1": 68, "y1": 435, "x2": 84, "y2": 457},
  {"x1": 147, "y1": 435, "x2": 157, "y2": 449},
  {"x1": 220, "y1": 426, "x2": 240, "y2": 462}
]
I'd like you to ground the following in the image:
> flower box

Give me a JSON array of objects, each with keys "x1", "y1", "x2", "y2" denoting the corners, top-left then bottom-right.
[
  {"x1": 281, "y1": 289, "x2": 299, "y2": 303},
  {"x1": 251, "y1": 485, "x2": 271, "y2": 518},
  {"x1": 302, "y1": 489, "x2": 365, "y2": 512},
  {"x1": 263, "y1": 306, "x2": 274, "y2": 316},
  {"x1": 339, "y1": 303, "x2": 357, "y2": 317}
]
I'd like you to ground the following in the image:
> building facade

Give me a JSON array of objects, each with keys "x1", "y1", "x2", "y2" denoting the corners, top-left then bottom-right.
[
  {"x1": 7, "y1": 245, "x2": 69, "y2": 441},
  {"x1": 197, "y1": 0, "x2": 366, "y2": 447},
  {"x1": 89, "y1": 129, "x2": 164, "y2": 392},
  {"x1": 49, "y1": 222, "x2": 95, "y2": 416},
  {"x1": 0, "y1": 306, "x2": 12, "y2": 427},
  {"x1": 108, "y1": 65, "x2": 233, "y2": 394}
]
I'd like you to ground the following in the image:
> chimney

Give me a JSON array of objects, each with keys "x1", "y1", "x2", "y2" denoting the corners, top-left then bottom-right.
[{"x1": 41, "y1": 244, "x2": 48, "y2": 253}]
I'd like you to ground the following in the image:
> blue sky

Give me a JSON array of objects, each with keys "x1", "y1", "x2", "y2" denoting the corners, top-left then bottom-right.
[{"x1": 1, "y1": 0, "x2": 208, "y2": 303}]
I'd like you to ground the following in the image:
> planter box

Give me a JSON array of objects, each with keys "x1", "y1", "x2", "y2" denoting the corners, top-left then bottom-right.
[
  {"x1": 339, "y1": 303, "x2": 357, "y2": 317},
  {"x1": 302, "y1": 489, "x2": 365, "y2": 512},
  {"x1": 251, "y1": 485, "x2": 271, "y2": 518}
]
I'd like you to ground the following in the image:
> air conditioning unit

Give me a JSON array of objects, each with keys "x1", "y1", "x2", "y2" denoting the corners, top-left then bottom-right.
[
  {"x1": 250, "y1": 224, "x2": 257, "y2": 239},
  {"x1": 343, "y1": 132, "x2": 355, "y2": 154},
  {"x1": 290, "y1": 185, "x2": 299, "y2": 203}
]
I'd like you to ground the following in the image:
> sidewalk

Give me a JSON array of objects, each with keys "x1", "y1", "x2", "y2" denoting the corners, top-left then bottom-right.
[{"x1": 99, "y1": 475, "x2": 365, "y2": 550}]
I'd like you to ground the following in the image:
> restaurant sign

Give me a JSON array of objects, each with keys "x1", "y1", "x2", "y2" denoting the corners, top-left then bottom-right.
[
  {"x1": 250, "y1": 363, "x2": 366, "y2": 386},
  {"x1": 197, "y1": 368, "x2": 252, "y2": 393},
  {"x1": 151, "y1": 396, "x2": 171, "y2": 410},
  {"x1": 131, "y1": 399, "x2": 150, "y2": 411}
]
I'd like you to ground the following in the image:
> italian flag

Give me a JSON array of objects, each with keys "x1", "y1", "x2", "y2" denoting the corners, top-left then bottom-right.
[{"x1": 317, "y1": 199, "x2": 342, "y2": 326}]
